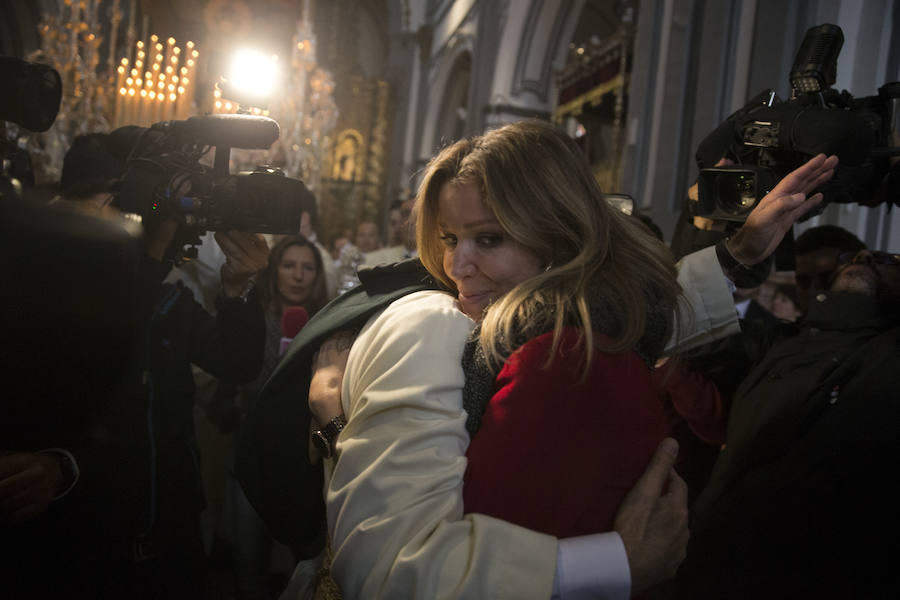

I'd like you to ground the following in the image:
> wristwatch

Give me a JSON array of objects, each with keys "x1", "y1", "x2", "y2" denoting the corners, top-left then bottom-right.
[
  {"x1": 312, "y1": 414, "x2": 348, "y2": 459},
  {"x1": 715, "y1": 238, "x2": 772, "y2": 289}
]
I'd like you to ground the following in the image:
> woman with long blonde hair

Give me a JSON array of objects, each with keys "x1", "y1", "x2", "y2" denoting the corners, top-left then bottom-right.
[
  {"x1": 413, "y1": 120, "x2": 680, "y2": 538},
  {"x1": 301, "y1": 120, "x2": 836, "y2": 599}
]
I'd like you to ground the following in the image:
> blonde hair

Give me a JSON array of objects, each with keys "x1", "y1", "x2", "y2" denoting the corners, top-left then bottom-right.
[{"x1": 417, "y1": 120, "x2": 681, "y2": 376}]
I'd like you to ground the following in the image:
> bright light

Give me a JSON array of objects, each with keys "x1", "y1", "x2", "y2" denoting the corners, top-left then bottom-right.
[{"x1": 228, "y1": 49, "x2": 279, "y2": 99}]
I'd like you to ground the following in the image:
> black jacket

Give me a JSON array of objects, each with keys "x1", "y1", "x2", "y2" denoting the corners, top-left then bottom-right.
[
  {"x1": 8, "y1": 255, "x2": 265, "y2": 547},
  {"x1": 678, "y1": 291, "x2": 900, "y2": 599}
]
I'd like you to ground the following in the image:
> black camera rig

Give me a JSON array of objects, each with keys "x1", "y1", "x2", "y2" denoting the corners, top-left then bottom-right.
[
  {"x1": 694, "y1": 24, "x2": 900, "y2": 222},
  {"x1": 113, "y1": 113, "x2": 313, "y2": 263}
]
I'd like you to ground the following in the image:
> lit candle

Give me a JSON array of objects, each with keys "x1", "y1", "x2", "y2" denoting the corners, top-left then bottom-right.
[
  {"x1": 163, "y1": 36, "x2": 175, "y2": 77},
  {"x1": 138, "y1": 88, "x2": 148, "y2": 125},
  {"x1": 125, "y1": 0, "x2": 136, "y2": 63},
  {"x1": 141, "y1": 16, "x2": 149, "y2": 53},
  {"x1": 115, "y1": 61, "x2": 127, "y2": 97},
  {"x1": 115, "y1": 86, "x2": 126, "y2": 128},
  {"x1": 155, "y1": 92, "x2": 165, "y2": 124},
  {"x1": 125, "y1": 87, "x2": 137, "y2": 125}
]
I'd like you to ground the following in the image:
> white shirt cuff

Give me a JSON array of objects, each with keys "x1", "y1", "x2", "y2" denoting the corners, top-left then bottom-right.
[{"x1": 552, "y1": 532, "x2": 631, "y2": 600}]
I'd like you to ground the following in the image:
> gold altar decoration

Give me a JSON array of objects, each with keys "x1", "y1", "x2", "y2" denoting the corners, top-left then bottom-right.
[{"x1": 554, "y1": 31, "x2": 633, "y2": 194}]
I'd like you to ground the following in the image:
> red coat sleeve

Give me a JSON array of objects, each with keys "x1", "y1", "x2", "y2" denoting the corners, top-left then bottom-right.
[{"x1": 463, "y1": 328, "x2": 668, "y2": 538}]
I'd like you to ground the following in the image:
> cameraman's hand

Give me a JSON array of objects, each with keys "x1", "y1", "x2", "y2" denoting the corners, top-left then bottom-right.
[
  {"x1": 728, "y1": 153, "x2": 838, "y2": 265},
  {"x1": 215, "y1": 231, "x2": 270, "y2": 297},
  {"x1": 0, "y1": 452, "x2": 65, "y2": 524}
]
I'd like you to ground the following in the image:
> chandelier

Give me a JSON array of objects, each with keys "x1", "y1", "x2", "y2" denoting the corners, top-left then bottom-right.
[{"x1": 22, "y1": 0, "x2": 122, "y2": 184}]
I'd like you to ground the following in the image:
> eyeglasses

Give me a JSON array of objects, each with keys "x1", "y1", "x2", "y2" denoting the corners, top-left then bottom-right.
[{"x1": 836, "y1": 251, "x2": 900, "y2": 266}]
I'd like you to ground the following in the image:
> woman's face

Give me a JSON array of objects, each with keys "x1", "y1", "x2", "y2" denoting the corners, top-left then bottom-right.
[
  {"x1": 277, "y1": 245, "x2": 318, "y2": 306},
  {"x1": 437, "y1": 181, "x2": 542, "y2": 321}
]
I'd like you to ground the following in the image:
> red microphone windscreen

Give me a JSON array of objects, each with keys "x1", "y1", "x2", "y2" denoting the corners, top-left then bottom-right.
[{"x1": 281, "y1": 306, "x2": 309, "y2": 339}]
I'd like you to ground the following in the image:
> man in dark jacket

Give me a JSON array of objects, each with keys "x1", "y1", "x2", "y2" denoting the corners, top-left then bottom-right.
[
  {"x1": 0, "y1": 133, "x2": 268, "y2": 599},
  {"x1": 677, "y1": 248, "x2": 900, "y2": 599}
]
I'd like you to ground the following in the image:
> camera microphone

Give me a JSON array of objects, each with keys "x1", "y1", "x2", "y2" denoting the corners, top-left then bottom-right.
[
  {"x1": 155, "y1": 114, "x2": 280, "y2": 150},
  {"x1": 790, "y1": 24, "x2": 843, "y2": 94}
]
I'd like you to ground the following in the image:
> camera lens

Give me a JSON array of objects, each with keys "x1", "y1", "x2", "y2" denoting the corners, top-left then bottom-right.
[{"x1": 715, "y1": 174, "x2": 757, "y2": 215}]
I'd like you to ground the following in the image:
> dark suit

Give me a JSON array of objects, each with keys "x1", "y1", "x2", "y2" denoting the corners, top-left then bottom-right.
[{"x1": 677, "y1": 291, "x2": 900, "y2": 599}]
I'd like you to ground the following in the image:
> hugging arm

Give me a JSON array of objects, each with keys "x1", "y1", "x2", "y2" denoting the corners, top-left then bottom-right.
[{"x1": 324, "y1": 291, "x2": 558, "y2": 599}]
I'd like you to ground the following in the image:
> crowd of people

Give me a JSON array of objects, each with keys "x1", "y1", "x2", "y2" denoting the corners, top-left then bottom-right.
[{"x1": 1, "y1": 115, "x2": 897, "y2": 600}]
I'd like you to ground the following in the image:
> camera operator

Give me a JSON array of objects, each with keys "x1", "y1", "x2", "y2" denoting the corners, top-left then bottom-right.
[{"x1": 1, "y1": 132, "x2": 267, "y2": 599}]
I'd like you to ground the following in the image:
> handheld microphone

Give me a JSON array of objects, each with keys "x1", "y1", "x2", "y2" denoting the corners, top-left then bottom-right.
[{"x1": 280, "y1": 306, "x2": 309, "y2": 355}]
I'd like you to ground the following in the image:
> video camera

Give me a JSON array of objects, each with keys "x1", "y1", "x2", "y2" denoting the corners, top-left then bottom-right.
[
  {"x1": 694, "y1": 24, "x2": 900, "y2": 222},
  {"x1": 113, "y1": 113, "x2": 312, "y2": 262},
  {"x1": 0, "y1": 55, "x2": 62, "y2": 202}
]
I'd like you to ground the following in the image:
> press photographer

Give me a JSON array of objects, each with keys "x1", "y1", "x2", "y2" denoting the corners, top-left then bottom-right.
[{"x1": 0, "y1": 107, "x2": 316, "y2": 598}]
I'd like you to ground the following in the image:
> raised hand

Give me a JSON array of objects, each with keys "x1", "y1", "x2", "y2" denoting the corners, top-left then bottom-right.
[
  {"x1": 728, "y1": 153, "x2": 839, "y2": 265},
  {"x1": 215, "y1": 231, "x2": 270, "y2": 297}
]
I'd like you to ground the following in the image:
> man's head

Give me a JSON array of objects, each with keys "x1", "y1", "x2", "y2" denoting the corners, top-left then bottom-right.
[
  {"x1": 387, "y1": 196, "x2": 416, "y2": 250},
  {"x1": 355, "y1": 220, "x2": 381, "y2": 253},
  {"x1": 59, "y1": 133, "x2": 127, "y2": 210},
  {"x1": 828, "y1": 249, "x2": 900, "y2": 297},
  {"x1": 794, "y1": 225, "x2": 866, "y2": 312}
]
